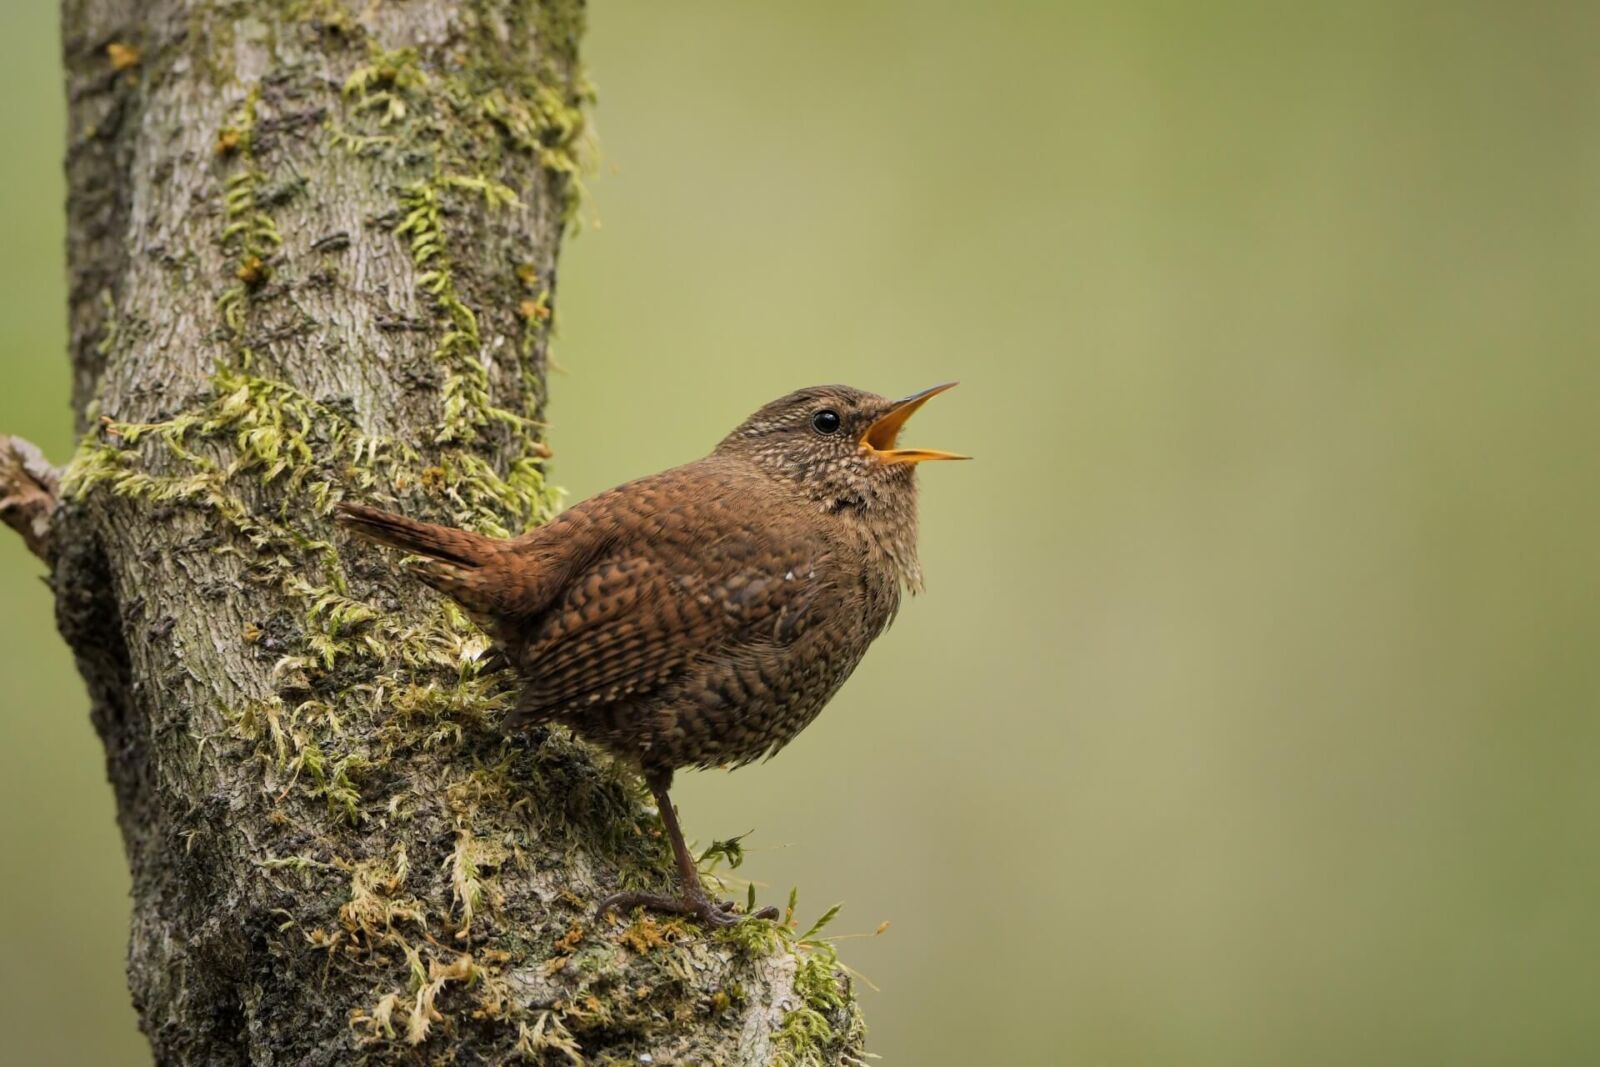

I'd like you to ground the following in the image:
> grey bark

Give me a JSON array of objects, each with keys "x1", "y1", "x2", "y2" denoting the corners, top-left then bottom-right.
[{"x1": 24, "y1": 1, "x2": 867, "y2": 1063}]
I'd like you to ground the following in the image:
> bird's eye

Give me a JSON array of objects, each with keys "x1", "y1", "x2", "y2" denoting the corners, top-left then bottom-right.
[{"x1": 811, "y1": 409, "x2": 842, "y2": 435}]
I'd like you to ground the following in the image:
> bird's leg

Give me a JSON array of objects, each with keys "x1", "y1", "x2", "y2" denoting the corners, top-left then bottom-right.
[{"x1": 598, "y1": 770, "x2": 780, "y2": 928}]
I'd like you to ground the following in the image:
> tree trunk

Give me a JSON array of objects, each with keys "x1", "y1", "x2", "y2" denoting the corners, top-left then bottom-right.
[{"x1": 15, "y1": 2, "x2": 867, "y2": 1062}]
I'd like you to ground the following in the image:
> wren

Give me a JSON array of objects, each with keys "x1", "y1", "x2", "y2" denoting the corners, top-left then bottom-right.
[{"x1": 336, "y1": 383, "x2": 966, "y2": 926}]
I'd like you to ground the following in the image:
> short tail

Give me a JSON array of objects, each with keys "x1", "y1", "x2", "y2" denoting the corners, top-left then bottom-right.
[{"x1": 334, "y1": 502, "x2": 492, "y2": 569}]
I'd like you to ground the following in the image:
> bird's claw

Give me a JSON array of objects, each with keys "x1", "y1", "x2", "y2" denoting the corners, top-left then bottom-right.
[{"x1": 598, "y1": 890, "x2": 779, "y2": 929}]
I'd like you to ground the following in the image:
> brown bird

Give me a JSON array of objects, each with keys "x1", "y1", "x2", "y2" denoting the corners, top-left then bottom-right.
[{"x1": 336, "y1": 383, "x2": 966, "y2": 925}]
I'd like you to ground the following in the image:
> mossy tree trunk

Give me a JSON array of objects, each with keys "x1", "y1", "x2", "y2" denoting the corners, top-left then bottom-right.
[{"x1": 27, "y1": 2, "x2": 866, "y2": 1063}]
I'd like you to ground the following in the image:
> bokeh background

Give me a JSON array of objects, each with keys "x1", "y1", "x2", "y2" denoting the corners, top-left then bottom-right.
[{"x1": 4, "y1": 2, "x2": 1600, "y2": 1063}]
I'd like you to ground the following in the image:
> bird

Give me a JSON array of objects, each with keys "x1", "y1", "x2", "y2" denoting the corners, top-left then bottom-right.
[{"x1": 335, "y1": 383, "x2": 966, "y2": 926}]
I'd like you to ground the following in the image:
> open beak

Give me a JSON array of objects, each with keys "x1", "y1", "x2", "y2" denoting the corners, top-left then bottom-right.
[{"x1": 860, "y1": 382, "x2": 971, "y2": 465}]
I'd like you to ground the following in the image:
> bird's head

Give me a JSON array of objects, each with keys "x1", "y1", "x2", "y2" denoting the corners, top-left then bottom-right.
[{"x1": 715, "y1": 383, "x2": 968, "y2": 516}]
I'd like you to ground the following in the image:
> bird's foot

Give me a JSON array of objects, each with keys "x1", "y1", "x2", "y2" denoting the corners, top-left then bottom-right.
[
  {"x1": 475, "y1": 646, "x2": 512, "y2": 674},
  {"x1": 598, "y1": 890, "x2": 780, "y2": 929}
]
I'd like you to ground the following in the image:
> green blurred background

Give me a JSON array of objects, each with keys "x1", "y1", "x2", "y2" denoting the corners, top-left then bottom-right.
[{"x1": 4, "y1": 2, "x2": 1600, "y2": 1063}]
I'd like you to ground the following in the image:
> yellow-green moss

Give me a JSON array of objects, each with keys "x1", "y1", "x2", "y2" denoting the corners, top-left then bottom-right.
[
  {"x1": 395, "y1": 175, "x2": 525, "y2": 446},
  {"x1": 216, "y1": 86, "x2": 283, "y2": 330}
]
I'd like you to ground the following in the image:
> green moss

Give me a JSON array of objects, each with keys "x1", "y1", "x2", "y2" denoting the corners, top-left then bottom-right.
[
  {"x1": 774, "y1": 941, "x2": 850, "y2": 1066},
  {"x1": 694, "y1": 891, "x2": 865, "y2": 1065},
  {"x1": 94, "y1": 289, "x2": 119, "y2": 358},
  {"x1": 334, "y1": 2, "x2": 594, "y2": 225},
  {"x1": 337, "y1": 24, "x2": 578, "y2": 490}
]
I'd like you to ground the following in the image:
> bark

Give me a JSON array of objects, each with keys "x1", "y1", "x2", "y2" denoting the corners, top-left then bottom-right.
[{"x1": 21, "y1": 2, "x2": 867, "y2": 1063}]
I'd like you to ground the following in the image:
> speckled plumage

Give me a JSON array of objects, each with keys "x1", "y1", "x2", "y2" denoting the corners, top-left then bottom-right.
[{"x1": 337, "y1": 383, "x2": 962, "y2": 923}]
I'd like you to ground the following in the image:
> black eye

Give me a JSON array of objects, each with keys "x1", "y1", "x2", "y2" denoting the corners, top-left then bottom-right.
[{"x1": 811, "y1": 409, "x2": 842, "y2": 435}]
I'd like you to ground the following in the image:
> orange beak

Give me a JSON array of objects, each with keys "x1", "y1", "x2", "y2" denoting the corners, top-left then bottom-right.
[{"x1": 860, "y1": 382, "x2": 971, "y2": 465}]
